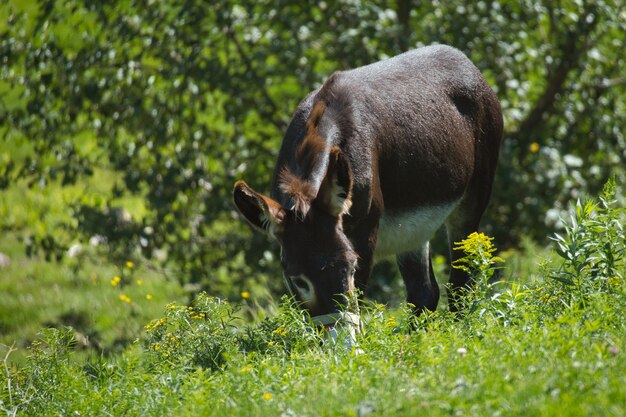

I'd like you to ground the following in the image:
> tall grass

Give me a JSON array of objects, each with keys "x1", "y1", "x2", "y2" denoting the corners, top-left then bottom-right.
[{"x1": 1, "y1": 180, "x2": 624, "y2": 416}]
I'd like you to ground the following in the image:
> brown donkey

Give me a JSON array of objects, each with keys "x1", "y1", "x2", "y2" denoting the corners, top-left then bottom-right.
[{"x1": 234, "y1": 45, "x2": 503, "y2": 326}]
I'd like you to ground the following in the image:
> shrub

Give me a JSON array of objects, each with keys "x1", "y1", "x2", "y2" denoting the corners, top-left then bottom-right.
[{"x1": 549, "y1": 178, "x2": 625, "y2": 306}]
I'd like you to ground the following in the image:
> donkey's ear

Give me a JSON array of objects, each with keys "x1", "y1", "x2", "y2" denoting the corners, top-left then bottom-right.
[
  {"x1": 233, "y1": 181, "x2": 285, "y2": 237},
  {"x1": 315, "y1": 147, "x2": 353, "y2": 217}
]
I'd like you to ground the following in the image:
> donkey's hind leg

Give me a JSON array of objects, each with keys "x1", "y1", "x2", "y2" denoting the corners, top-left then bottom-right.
[{"x1": 397, "y1": 242, "x2": 439, "y2": 314}]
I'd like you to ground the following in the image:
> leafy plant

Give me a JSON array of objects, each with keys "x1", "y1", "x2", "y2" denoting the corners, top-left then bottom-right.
[
  {"x1": 549, "y1": 178, "x2": 625, "y2": 304},
  {"x1": 142, "y1": 293, "x2": 324, "y2": 374},
  {"x1": 451, "y1": 232, "x2": 505, "y2": 317},
  {"x1": 143, "y1": 294, "x2": 239, "y2": 371}
]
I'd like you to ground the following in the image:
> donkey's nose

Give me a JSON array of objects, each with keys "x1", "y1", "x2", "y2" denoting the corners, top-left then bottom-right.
[{"x1": 311, "y1": 311, "x2": 363, "y2": 354}]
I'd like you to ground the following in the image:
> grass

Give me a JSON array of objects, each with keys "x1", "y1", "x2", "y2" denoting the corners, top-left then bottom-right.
[
  {"x1": 2, "y1": 284, "x2": 624, "y2": 416},
  {"x1": 0, "y1": 231, "x2": 185, "y2": 364},
  {"x1": 0, "y1": 181, "x2": 624, "y2": 416}
]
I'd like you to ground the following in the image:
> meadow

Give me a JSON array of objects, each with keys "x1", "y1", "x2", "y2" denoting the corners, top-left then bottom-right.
[
  {"x1": 1, "y1": 180, "x2": 624, "y2": 416},
  {"x1": 1, "y1": 1, "x2": 624, "y2": 415}
]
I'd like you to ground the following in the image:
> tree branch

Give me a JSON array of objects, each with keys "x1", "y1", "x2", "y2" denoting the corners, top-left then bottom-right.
[
  {"x1": 510, "y1": 4, "x2": 599, "y2": 145},
  {"x1": 224, "y1": 25, "x2": 288, "y2": 132},
  {"x1": 594, "y1": 77, "x2": 626, "y2": 90},
  {"x1": 396, "y1": 0, "x2": 412, "y2": 52}
]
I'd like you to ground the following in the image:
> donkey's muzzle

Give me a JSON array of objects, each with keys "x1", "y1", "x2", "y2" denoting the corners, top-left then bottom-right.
[{"x1": 311, "y1": 311, "x2": 362, "y2": 353}]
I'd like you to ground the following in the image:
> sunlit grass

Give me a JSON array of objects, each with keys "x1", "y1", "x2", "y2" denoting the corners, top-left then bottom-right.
[
  {"x1": 0, "y1": 182, "x2": 624, "y2": 415},
  {"x1": 0, "y1": 232, "x2": 185, "y2": 364}
]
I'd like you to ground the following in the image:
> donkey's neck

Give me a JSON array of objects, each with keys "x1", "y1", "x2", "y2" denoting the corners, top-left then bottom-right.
[{"x1": 276, "y1": 99, "x2": 342, "y2": 213}]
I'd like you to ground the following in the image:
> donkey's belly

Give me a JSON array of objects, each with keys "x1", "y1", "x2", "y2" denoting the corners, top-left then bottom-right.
[{"x1": 375, "y1": 201, "x2": 459, "y2": 258}]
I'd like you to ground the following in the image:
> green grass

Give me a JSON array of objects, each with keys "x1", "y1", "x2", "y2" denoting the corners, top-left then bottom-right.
[
  {"x1": 0, "y1": 232, "x2": 185, "y2": 364},
  {"x1": 1, "y1": 182, "x2": 624, "y2": 416},
  {"x1": 2, "y1": 283, "x2": 624, "y2": 416}
]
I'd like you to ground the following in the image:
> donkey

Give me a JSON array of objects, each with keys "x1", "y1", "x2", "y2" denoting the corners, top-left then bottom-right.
[{"x1": 234, "y1": 45, "x2": 503, "y2": 326}]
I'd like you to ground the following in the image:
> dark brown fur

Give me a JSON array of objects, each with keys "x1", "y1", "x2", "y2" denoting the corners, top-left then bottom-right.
[{"x1": 234, "y1": 45, "x2": 503, "y2": 317}]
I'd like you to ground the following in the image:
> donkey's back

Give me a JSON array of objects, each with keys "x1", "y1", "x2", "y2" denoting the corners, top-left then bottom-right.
[
  {"x1": 235, "y1": 45, "x2": 502, "y2": 319},
  {"x1": 274, "y1": 45, "x2": 501, "y2": 215}
]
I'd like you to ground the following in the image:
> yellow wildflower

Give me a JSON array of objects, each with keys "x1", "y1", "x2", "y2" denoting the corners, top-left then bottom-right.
[
  {"x1": 452, "y1": 232, "x2": 503, "y2": 273},
  {"x1": 136, "y1": 279, "x2": 144, "y2": 286},
  {"x1": 241, "y1": 291, "x2": 250, "y2": 299},
  {"x1": 529, "y1": 142, "x2": 540, "y2": 153},
  {"x1": 126, "y1": 260, "x2": 134, "y2": 269},
  {"x1": 240, "y1": 364, "x2": 254, "y2": 373},
  {"x1": 272, "y1": 325, "x2": 288, "y2": 337},
  {"x1": 119, "y1": 294, "x2": 132, "y2": 303},
  {"x1": 145, "y1": 317, "x2": 166, "y2": 331},
  {"x1": 110, "y1": 276, "x2": 121, "y2": 286},
  {"x1": 263, "y1": 393, "x2": 273, "y2": 401},
  {"x1": 146, "y1": 293, "x2": 153, "y2": 300}
]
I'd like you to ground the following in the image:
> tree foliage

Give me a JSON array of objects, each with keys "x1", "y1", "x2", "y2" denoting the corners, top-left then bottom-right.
[{"x1": 1, "y1": 0, "x2": 624, "y2": 298}]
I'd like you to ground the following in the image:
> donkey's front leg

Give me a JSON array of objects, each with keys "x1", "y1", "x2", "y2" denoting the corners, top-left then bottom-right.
[{"x1": 397, "y1": 242, "x2": 440, "y2": 314}]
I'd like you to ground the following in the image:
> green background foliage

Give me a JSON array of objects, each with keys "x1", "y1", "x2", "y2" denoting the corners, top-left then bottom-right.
[{"x1": 1, "y1": 0, "x2": 624, "y2": 303}]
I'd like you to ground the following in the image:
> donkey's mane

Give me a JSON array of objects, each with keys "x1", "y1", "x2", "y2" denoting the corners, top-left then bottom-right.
[{"x1": 278, "y1": 99, "x2": 332, "y2": 217}]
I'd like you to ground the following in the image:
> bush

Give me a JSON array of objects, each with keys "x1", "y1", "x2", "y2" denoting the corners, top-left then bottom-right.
[{"x1": 547, "y1": 178, "x2": 625, "y2": 308}]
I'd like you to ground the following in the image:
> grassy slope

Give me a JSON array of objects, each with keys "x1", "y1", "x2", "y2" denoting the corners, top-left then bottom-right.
[
  {"x1": 0, "y1": 232, "x2": 185, "y2": 363},
  {"x1": 1, "y1": 175, "x2": 624, "y2": 415},
  {"x1": 2, "y1": 283, "x2": 623, "y2": 417}
]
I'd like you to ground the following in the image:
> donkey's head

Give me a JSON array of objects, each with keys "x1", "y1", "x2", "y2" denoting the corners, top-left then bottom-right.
[{"x1": 233, "y1": 147, "x2": 357, "y2": 317}]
